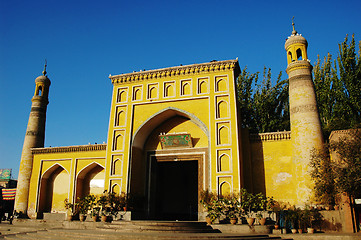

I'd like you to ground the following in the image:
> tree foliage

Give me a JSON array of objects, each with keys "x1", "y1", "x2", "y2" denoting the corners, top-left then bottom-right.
[
  {"x1": 313, "y1": 34, "x2": 361, "y2": 137},
  {"x1": 236, "y1": 67, "x2": 289, "y2": 133},
  {"x1": 237, "y1": 34, "x2": 360, "y2": 135},
  {"x1": 309, "y1": 147, "x2": 337, "y2": 205},
  {"x1": 310, "y1": 130, "x2": 361, "y2": 204}
]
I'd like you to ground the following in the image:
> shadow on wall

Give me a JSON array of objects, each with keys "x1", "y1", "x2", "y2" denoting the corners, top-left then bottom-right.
[{"x1": 241, "y1": 128, "x2": 266, "y2": 195}]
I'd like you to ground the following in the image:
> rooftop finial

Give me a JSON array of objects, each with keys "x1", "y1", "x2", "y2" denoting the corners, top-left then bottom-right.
[
  {"x1": 292, "y1": 16, "x2": 297, "y2": 35},
  {"x1": 42, "y1": 59, "x2": 47, "y2": 76}
]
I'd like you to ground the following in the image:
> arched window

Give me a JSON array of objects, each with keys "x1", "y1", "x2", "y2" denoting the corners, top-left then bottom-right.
[
  {"x1": 296, "y1": 48, "x2": 302, "y2": 60},
  {"x1": 219, "y1": 181, "x2": 231, "y2": 197},
  {"x1": 288, "y1": 51, "x2": 293, "y2": 62},
  {"x1": 218, "y1": 126, "x2": 229, "y2": 145},
  {"x1": 217, "y1": 100, "x2": 228, "y2": 118},
  {"x1": 219, "y1": 153, "x2": 230, "y2": 172},
  {"x1": 199, "y1": 81, "x2": 207, "y2": 94},
  {"x1": 216, "y1": 79, "x2": 227, "y2": 92},
  {"x1": 182, "y1": 83, "x2": 190, "y2": 95}
]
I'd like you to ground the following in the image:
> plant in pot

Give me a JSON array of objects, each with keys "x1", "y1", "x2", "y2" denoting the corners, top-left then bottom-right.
[
  {"x1": 87, "y1": 194, "x2": 99, "y2": 222},
  {"x1": 220, "y1": 193, "x2": 240, "y2": 224},
  {"x1": 64, "y1": 198, "x2": 76, "y2": 221},
  {"x1": 98, "y1": 191, "x2": 112, "y2": 222},
  {"x1": 77, "y1": 196, "x2": 91, "y2": 222},
  {"x1": 200, "y1": 190, "x2": 220, "y2": 224},
  {"x1": 302, "y1": 207, "x2": 322, "y2": 234},
  {"x1": 240, "y1": 188, "x2": 256, "y2": 226},
  {"x1": 255, "y1": 193, "x2": 270, "y2": 225},
  {"x1": 285, "y1": 207, "x2": 299, "y2": 234},
  {"x1": 270, "y1": 200, "x2": 287, "y2": 230}
]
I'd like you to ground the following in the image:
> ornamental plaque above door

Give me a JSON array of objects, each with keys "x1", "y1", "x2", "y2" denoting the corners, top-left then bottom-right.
[{"x1": 159, "y1": 133, "x2": 193, "y2": 149}]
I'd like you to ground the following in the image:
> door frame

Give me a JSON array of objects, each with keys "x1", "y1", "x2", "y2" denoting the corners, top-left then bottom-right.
[{"x1": 146, "y1": 149, "x2": 208, "y2": 219}]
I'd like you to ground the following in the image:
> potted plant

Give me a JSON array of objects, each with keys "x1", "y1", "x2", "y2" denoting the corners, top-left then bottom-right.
[
  {"x1": 77, "y1": 196, "x2": 91, "y2": 222},
  {"x1": 286, "y1": 208, "x2": 299, "y2": 234},
  {"x1": 220, "y1": 193, "x2": 240, "y2": 224},
  {"x1": 64, "y1": 198, "x2": 75, "y2": 221},
  {"x1": 200, "y1": 190, "x2": 220, "y2": 224},
  {"x1": 240, "y1": 189, "x2": 256, "y2": 226},
  {"x1": 255, "y1": 193, "x2": 270, "y2": 225},
  {"x1": 302, "y1": 207, "x2": 322, "y2": 234},
  {"x1": 98, "y1": 191, "x2": 111, "y2": 222},
  {"x1": 87, "y1": 194, "x2": 99, "y2": 222}
]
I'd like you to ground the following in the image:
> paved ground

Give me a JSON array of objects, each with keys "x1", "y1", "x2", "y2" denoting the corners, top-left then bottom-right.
[{"x1": 0, "y1": 220, "x2": 360, "y2": 239}]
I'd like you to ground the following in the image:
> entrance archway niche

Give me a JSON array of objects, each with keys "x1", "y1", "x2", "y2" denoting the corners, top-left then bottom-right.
[
  {"x1": 75, "y1": 162, "x2": 105, "y2": 201},
  {"x1": 38, "y1": 164, "x2": 69, "y2": 214},
  {"x1": 130, "y1": 107, "x2": 209, "y2": 220}
]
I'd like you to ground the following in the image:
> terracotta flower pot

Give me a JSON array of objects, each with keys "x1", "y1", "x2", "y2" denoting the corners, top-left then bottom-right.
[
  {"x1": 230, "y1": 218, "x2": 237, "y2": 224},
  {"x1": 307, "y1": 227, "x2": 315, "y2": 234},
  {"x1": 67, "y1": 214, "x2": 73, "y2": 221},
  {"x1": 101, "y1": 215, "x2": 108, "y2": 222},
  {"x1": 298, "y1": 229, "x2": 303, "y2": 233},
  {"x1": 291, "y1": 229, "x2": 297, "y2": 234},
  {"x1": 205, "y1": 217, "x2": 213, "y2": 225},
  {"x1": 246, "y1": 217, "x2": 255, "y2": 226},
  {"x1": 259, "y1": 218, "x2": 266, "y2": 225},
  {"x1": 92, "y1": 215, "x2": 99, "y2": 222},
  {"x1": 79, "y1": 214, "x2": 86, "y2": 222}
]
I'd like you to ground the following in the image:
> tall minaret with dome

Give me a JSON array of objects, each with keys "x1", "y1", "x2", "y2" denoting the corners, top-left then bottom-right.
[
  {"x1": 285, "y1": 19, "x2": 324, "y2": 204},
  {"x1": 14, "y1": 63, "x2": 51, "y2": 216}
]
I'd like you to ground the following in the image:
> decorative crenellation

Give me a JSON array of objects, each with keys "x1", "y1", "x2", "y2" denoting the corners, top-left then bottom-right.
[
  {"x1": 31, "y1": 144, "x2": 107, "y2": 154},
  {"x1": 250, "y1": 131, "x2": 291, "y2": 142},
  {"x1": 110, "y1": 60, "x2": 240, "y2": 84},
  {"x1": 290, "y1": 104, "x2": 318, "y2": 114}
]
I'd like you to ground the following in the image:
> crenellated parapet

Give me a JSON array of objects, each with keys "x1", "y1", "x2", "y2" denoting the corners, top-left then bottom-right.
[
  {"x1": 31, "y1": 144, "x2": 107, "y2": 154},
  {"x1": 109, "y1": 59, "x2": 240, "y2": 84}
]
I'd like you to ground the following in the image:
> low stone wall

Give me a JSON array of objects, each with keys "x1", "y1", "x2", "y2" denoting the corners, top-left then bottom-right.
[{"x1": 319, "y1": 209, "x2": 344, "y2": 232}]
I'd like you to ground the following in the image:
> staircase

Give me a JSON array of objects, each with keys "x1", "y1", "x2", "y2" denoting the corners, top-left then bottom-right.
[{"x1": 2, "y1": 221, "x2": 286, "y2": 239}]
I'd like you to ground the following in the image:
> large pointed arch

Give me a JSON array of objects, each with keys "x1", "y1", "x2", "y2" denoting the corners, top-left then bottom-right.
[
  {"x1": 132, "y1": 107, "x2": 209, "y2": 149},
  {"x1": 74, "y1": 162, "x2": 105, "y2": 202},
  {"x1": 37, "y1": 163, "x2": 69, "y2": 214}
]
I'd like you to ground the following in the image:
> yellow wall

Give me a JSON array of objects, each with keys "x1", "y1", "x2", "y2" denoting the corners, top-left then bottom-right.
[
  {"x1": 27, "y1": 145, "x2": 106, "y2": 219},
  {"x1": 106, "y1": 60, "x2": 243, "y2": 195},
  {"x1": 247, "y1": 132, "x2": 302, "y2": 205}
]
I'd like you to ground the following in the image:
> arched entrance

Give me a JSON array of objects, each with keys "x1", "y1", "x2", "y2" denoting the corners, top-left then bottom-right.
[
  {"x1": 130, "y1": 108, "x2": 209, "y2": 220},
  {"x1": 38, "y1": 164, "x2": 69, "y2": 214},
  {"x1": 75, "y1": 162, "x2": 105, "y2": 201}
]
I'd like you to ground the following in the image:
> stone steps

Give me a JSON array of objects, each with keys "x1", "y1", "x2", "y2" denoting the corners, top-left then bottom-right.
[{"x1": 98, "y1": 220, "x2": 219, "y2": 233}]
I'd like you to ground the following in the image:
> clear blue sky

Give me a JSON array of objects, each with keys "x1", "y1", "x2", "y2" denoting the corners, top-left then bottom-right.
[{"x1": 1, "y1": 0, "x2": 360, "y2": 179}]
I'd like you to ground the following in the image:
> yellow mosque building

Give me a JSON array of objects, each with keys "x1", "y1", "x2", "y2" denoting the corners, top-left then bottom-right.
[{"x1": 14, "y1": 27, "x2": 324, "y2": 220}]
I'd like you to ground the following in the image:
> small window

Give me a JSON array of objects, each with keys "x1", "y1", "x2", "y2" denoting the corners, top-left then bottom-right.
[
  {"x1": 288, "y1": 51, "x2": 293, "y2": 62},
  {"x1": 38, "y1": 86, "x2": 42, "y2": 96},
  {"x1": 296, "y1": 48, "x2": 302, "y2": 60}
]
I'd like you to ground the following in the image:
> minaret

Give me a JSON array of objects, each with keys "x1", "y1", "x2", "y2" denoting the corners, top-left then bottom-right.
[
  {"x1": 285, "y1": 19, "x2": 324, "y2": 204},
  {"x1": 14, "y1": 62, "x2": 51, "y2": 216}
]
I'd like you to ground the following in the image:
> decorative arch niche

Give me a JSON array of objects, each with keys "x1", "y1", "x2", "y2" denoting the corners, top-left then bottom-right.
[
  {"x1": 38, "y1": 164, "x2": 69, "y2": 213},
  {"x1": 75, "y1": 162, "x2": 105, "y2": 201}
]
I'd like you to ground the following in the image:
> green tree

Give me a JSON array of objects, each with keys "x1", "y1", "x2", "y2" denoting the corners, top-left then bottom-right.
[
  {"x1": 236, "y1": 67, "x2": 289, "y2": 133},
  {"x1": 331, "y1": 130, "x2": 361, "y2": 200},
  {"x1": 309, "y1": 147, "x2": 337, "y2": 206},
  {"x1": 313, "y1": 34, "x2": 361, "y2": 137},
  {"x1": 310, "y1": 129, "x2": 361, "y2": 205}
]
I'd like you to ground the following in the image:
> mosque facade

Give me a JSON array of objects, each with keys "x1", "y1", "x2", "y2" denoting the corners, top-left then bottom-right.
[{"x1": 14, "y1": 28, "x2": 324, "y2": 220}]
